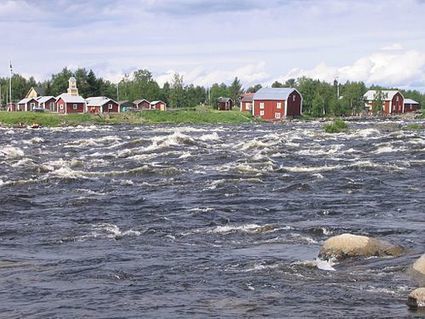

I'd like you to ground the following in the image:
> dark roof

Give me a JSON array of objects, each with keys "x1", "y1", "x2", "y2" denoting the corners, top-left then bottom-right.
[
  {"x1": 34, "y1": 87, "x2": 45, "y2": 96},
  {"x1": 118, "y1": 100, "x2": 135, "y2": 106},
  {"x1": 217, "y1": 97, "x2": 232, "y2": 103},
  {"x1": 133, "y1": 99, "x2": 150, "y2": 105}
]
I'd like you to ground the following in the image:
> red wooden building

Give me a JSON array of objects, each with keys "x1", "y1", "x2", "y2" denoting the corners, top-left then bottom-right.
[
  {"x1": 404, "y1": 98, "x2": 420, "y2": 112},
  {"x1": 240, "y1": 93, "x2": 254, "y2": 112},
  {"x1": 217, "y1": 97, "x2": 233, "y2": 111},
  {"x1": 363, "y1": 90, "x2": 404, "y2": 114},
  {"x1": 17, "y1": 97, "x2": 38, "y2": 112},
  {"x1": 134, "y1": 99, "x2": 151, "y2": 110},
  {"x1": 252, "y1": 88, "x2": 302, "y2": 120},
  {"x1": 56, "y1": 93, "x2": 86, "y2": 114},
  {"x1": 37, "y1": 96, "x2": 56, "y2": 111},
  {"x1": 150, "y1": 100, "x2": 167, "y2": 111},
  {"x1": 86, "y1": 97, "x2": 119, "y2": 114}
]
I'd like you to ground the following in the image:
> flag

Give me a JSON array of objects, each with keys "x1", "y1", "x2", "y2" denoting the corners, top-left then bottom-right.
[{"x1": 9, "y1": 61, "x2": 12, "y2": 74}]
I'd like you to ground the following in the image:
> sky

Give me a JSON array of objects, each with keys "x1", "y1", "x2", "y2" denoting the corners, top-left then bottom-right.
[{"x1": 1, "y1": 0, "x2": 425, "y2": 91}]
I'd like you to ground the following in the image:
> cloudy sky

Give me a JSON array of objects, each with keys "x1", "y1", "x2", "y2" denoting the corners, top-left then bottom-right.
[{"x1": 1, "y1": 0, "x2": 425, "y2": 90}]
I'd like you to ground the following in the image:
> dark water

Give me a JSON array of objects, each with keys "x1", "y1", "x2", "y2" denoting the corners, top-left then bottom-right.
[{"x1": 0, "y1": 120, "x2": 424, "y2": 318}]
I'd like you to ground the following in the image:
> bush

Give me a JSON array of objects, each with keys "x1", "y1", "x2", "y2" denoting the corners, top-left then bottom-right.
[{"x1": 323, "y1": 119, "x2": 348, "y2": 133}]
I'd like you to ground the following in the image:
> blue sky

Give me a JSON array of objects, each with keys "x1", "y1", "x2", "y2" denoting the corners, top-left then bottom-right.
[{"x1": 1, "y1": 0, "x2": 425, "y2": 91}]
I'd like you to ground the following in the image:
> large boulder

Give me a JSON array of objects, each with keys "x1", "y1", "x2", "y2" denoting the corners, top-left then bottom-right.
[
  {"x1": 319, "y1": 233, "x2": 404, "y2": 260},
  {"x1": 413, "y1": 255, "x2": 425, "y2": 276},
  {"x1": 407, "y1": 288, "x2": 425, "y2": 309}
]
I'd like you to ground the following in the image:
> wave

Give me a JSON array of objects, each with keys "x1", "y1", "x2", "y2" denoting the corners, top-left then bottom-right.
[
  {"x1": 144, "y1": 132, "x2": 196, "y2": 152},
  {"x1": 73, "y1": 223, "x2": 142, "y2": 241},
  {"x1": 0, "y1": 146, "x2": 24, "y2": 159},
  {"x1": 198, "y1": 132, "x2": 220, "y2": 142}
]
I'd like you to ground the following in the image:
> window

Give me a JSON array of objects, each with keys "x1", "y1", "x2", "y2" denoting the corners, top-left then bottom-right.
[
  {"x1": 73, "y1": 104, "x2": 78, "y2": 110},
  {"x1": 396, "y1": 96, "x2": 399, "y2": 102},
  {"x1": 275, "y1": 113, "x2": 281, "y2": 119},
  {"x1": 60, "y1": 104, "x2": 64, "y2": 110},
  {"x1": 260, "y1": 102, "x2": 265, "y2": 109},
  {"x1": 108, "y1": 103, "x2": 113, "y2": 110},
  {"x1": 260, "y1": 110, "x2": 265, "y2": 116},
  {"x1": 277, "y1": 102, "x2": 281, "y2": 109},
  {"x1": 293, "y1": 95, "x2": 296, "y2": 102},
  {"x1": 50, "y1": 102, "x2": 54, "y2": 108},
  {"x1": 30, "y1": 102, "x2": 35, "y2": 109},
  {"x1": 247, "y1": 103, "x2": 252, "y2": 110}
]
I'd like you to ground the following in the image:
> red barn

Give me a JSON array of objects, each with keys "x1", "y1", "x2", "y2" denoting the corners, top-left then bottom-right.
[
  {"x1": 363, "y1": 90, "x2": 404, "y2": 114},
  {"x1": 17, "y1": 97, "x2": 38, "y2": 111},
  {"x1": 86, "y1": 97, "x2": 120, "y2": 114},
  {"x1": 404, "y1": 98, "x2": 420, "y2": 112},
  {"x1": 150, "y1": 100, "x2": 167, "y2": 111},
  {"x1": 217, "y1": 97, "x2": 233, "y2": 111},
  {"x1": 240, "y1": 93, "x2": 254, "y2": 112},
  {"x1": 134, "y1": 99, "x2": 151, "y2": 110},
  {"x1": 37, "y1": 96, "x2": 56, "y2": 111},
  {"x1": 252, "y1": 88, "x2": 302, "y2": 120},
  {"x1": 56, "y1": 93, "x2": 86, "y2": 114}
]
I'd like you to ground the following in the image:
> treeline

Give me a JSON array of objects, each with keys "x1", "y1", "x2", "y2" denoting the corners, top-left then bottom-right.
[{"x1": 0, "y1": 67, "x2": 424, "y2": 115}]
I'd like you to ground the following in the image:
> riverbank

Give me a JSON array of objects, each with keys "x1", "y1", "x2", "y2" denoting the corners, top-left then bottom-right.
[{"x1": 0, "y1": 110, "x2": 258, "y2": 127}]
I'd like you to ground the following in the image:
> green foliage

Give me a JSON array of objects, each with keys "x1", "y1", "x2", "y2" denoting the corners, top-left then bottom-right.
[
  {"x1": 323, "y1": 119, "x2": 348, "y2": 133},
  {"x1": 402, "y1": 123, "x2": 423, "y2": 130},
  {"x1": 229, "y1": 77, "x2": 243, "y2": 105},
  {"x1": 311, "y1": 94, "x2": 324, "y2": 117},
  {"x1": 138, "y1": 110, "x2": 254, "y2": 124},
  {"x1": 372, "y1": 90, "x2": 384, "y2": 114}
]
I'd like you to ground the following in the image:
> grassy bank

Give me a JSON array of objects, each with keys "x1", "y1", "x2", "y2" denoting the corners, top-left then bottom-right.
[{"x1": 0, "y1": 110, "x2": 257, "y2": 127}]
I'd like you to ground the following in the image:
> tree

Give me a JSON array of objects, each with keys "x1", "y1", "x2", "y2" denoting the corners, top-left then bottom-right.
[
  {"x1": 229, "y1": 77, "x2": 243, "y2": 105},
  {"x1": 170, "y1": 73, "x2": 185, "y2": 108},
  {"x1": 311, "y1": 93, "x2": 325, "y2": 117},
  {"x1": 271, "y1": 81, "x2": 283, "y2": 88},
  {"x1": 372, "y1": 90, "x2": 384, "y2": 114},
  {"x1": 246, "y1": 84, "x2": 262, "y2": 93}
]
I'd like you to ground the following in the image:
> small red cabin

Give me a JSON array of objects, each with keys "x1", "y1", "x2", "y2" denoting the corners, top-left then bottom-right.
[
  {"x1": 252, "y1": 88, "x2": 302, "y2": 120},
  {"x1": 150, "y1": 100, "x2": 167, "y2": 111},
  {"x1": 240, "y1": 93, "x2": 254, "y2": 112},
  {"x1": 404, "y1": 98, "x2": 420, "y2": 112},
  {"x1": 37, "y1": 96, "x2": 56, "y2": 111},
  {"x1": 17, "y1": 97, "x2": 38, "y2": 111},
  {"x1": 56, "y1": 94, "x2": 86, "y2": 114},
  {"x1": 134, "y1": 99, "x2": 151, "y2": 110},
  {"x1": 217, "y1": 97, "x2": 233, "y2": 111},
  {"x1": 363, "y1": 90, "x2": 405, "y2": 114}
]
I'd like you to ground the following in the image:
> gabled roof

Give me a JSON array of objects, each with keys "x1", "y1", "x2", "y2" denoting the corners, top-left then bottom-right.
[
  {"x1": 151, "y1": 100, "x2": 165, "y2": 105},
  {"x1": 241, "y1": 93, "x2": 254, "y2": 102},
  {"x1": 133, "y1": 99, "x2": 150, "y2": 105},
  {"x1": 56, "y1": 93, "x2": 86, "y2": 104},
  {"x1": 37, "y1": 96, "x2": 55, "y2": 103},
  {"x1": 18, "y1": 97, "x2": 37, "y2": 104},
  {"x1": 217, "y1": 97, "x2": 232, "y2": 103},
  {"x1": 363, "y1": 90, "x2": 403, "y2": 101},
  {"x1": 86, "y1": 96, "x2": 117, "y2": 107},
  {"x1": 253, "y1": 88, "x2": 298, "y2": 100},
  {"x1": 26, "y1": 86, "x2": 45, "y2": 98},
  {"x1": 404, "y1": 98, "x2": 419, "y2": 104}
]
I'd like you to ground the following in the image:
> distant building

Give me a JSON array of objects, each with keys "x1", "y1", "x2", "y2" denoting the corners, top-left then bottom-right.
[
  {"x1": 67, "y1": 77, "x2": 79, "y2": 96},
  {"x1": 86, "y1": 96, "x2": 119, "y2": 114},
  {"x1": 217, "y1": 97, "x2": 233, "y2": 111},
  {"x1": 6, "y1": 103, "x2": 17, "y2": 112},
  {"x1": 252, "y1": 88, "x2": 302, "y2": 120},
  {"x1": 150, "y1": 100, "x2": 167, "y2": 111},
  {"x1": 56, "y1": 94, "x2": 86, "y2": 114},
  {"x1": 134, "y1": 99, "x2": 151, "y2": 110},
  {"x1": 25, "y1": 87, "x2": 45, "y2": 99},
  {"x1": 363, "y1": 90, "x2": 404, "y2": 114},
  {"x1": 404, "y1": 98, "x2": 421, "y2": 112},
  {"x1": 240, "y1": 93, "x2": 254, "y2": 112},
  {"x1": 37, "y1": 96, "x2": 56, "y2": 111},
  {"x1": 118, "y1": 100, "x2": 136, "y2": 112},
  {"x1": 17, "y1": 97, "x2": 38, "y2": 112}
]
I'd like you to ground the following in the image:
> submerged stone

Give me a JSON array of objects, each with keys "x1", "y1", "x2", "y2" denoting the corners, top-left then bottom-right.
[
  {"x1": 407, "y1": 288, "x2": 425, "y2": 309},
  {"x1": 319, "y1": 233, "x2": 403, "y2": 260}
]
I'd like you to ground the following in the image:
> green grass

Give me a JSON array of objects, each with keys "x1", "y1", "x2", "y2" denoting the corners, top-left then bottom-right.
[
  {"x1": 323, "y1": 119, "x2": 348, "y2": 133},
  {"x1": 402, "y1": 123, "x2": 424, "y2": 131},
  {"x1": 0, "y1": 109, "x2": 257, "y2": 127}
]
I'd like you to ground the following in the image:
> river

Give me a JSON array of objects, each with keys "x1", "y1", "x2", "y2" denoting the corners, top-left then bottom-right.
[{"x1": 0, "y1": 120, "x2": 424, "y2": 318}]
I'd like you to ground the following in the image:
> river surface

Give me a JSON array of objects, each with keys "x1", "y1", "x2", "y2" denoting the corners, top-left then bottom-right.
[{"x1": 0, "y1": 120, "x2": 424, "y2": 318}]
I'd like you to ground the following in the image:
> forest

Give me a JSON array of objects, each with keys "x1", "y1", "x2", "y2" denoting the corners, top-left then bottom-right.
[{"x1": 0, "y1": 67, "x2": 424, "y2": 116}]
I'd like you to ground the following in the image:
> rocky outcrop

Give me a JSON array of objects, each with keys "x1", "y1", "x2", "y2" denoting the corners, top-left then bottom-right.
[
  {"x1": 407, "y1": 288, "x2": 425, "y2": 309},
  {"x1": 412, "y1": 255, "x2": 425, "y2": 276},
  {"x1": 319, "y1": 233, "x2": 404, "y2": 260}
]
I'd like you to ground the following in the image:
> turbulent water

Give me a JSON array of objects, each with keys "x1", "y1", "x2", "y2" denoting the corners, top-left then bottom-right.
[{"x1": 0, "y1": 120, "x2": 424, "y2": 318}]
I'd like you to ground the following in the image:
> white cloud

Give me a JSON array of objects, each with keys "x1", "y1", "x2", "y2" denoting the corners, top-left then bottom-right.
[{"x1": 280, "y1": 48, "x2": 425, "y2": 89}]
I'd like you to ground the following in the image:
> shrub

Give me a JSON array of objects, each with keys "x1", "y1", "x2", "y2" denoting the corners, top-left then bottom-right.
[{"x1": 323, "y1": 119, "x2": 348, "y2": 133}]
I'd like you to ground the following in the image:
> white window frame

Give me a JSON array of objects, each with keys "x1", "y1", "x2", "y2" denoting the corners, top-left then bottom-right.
[
  {"x1": 73, "y1": 104, "x2": 78, "y2": 110},
  {"x1": 108, "y1": 103, "x2": 113, "y2": 110},
  {"x1": 275, "y1": 112, "x2": 281, "y2": 119},
  {"x1": 247, "y1": 102, "x2": 252, "y2": 110},
  {"x1": 259, "y1": 102, "x2": 265, "y2": 110},
  {"x1": 260, "y1": 110, "x2": 265, "y2": 116},
  {"x1": 60, "y1": 104, "x2": 64, "y2": 110},
  {"x1": 293, "y1": 95, "x2": 296, "y2": 102},
  {"x1": 277, "y1": 102, "x2": 281, "y2": 109}
]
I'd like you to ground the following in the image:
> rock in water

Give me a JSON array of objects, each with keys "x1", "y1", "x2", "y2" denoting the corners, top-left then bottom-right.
[
  {"x1": 413, "y1": 255, "x2": 425, "y2": 276},
  {"x1": 319, "y1": 233, "x2": 403, "y2": 260},
  {"x1": 407, "y1": 288, "x2": 425, "y2": 309}
]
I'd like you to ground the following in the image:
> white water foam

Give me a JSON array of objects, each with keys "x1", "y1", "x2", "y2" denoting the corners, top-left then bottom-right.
[{"x1": 0, "y1": 146, "x2": 24, "y2": 159}]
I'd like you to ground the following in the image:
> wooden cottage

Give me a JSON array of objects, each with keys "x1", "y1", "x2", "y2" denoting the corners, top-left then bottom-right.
[
  {"x1": 363, "y1": 90, "x2": 404, "y2": 114},
  {"x1": 37, "y1": 96, "x2": 56, "y2": 111},
  {"x1": 252, "y1": 88, "x2": 302, "y2": 120},
  {"x1": 134, "y1": 99, "x2": 151, "y2": 110},
  {"x1": 240, "y1": 93, "x2": 254, "y2": 112},
  {"x1": 86, "y1": 97, "x2": 119, "y2": 114},
  {"x1": 150, "y1": 100, "x2": 167, "y2": 111},
  {"x1": 118, "y1": 101, "x2": 136, "y2": 112},
  {"x1": 17, "y1": 97, "x2": 39, "y2": 112},
  {"x1": 404, "y1": 98, "x2": 420, "y2": 112},
  {"x1": 25, "y1": 87, "x2": 45, "y2": 99},
  {"x1": 56, "y1": 93, "x2": 86, "y2": 114},
  {"x1": 217, "y1": 97, "x2": 233, "y2": 111}
]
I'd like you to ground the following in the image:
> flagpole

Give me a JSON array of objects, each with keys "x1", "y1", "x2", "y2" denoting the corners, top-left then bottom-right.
[{"x1": 9, "y1": 61, "x2": 12, "y2": 107}]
